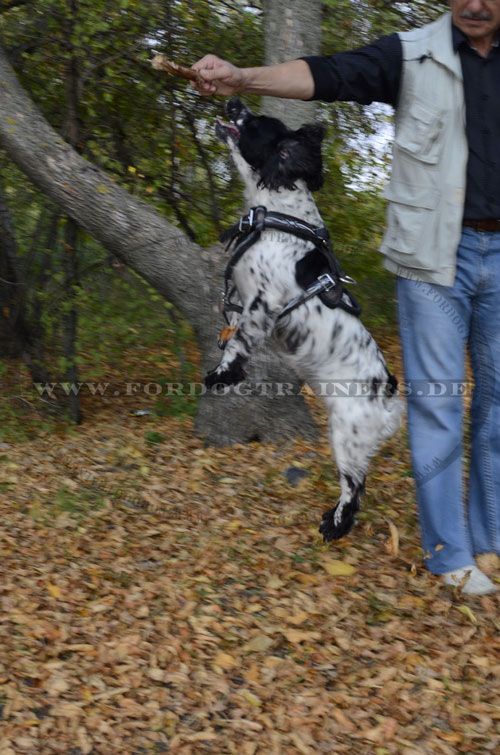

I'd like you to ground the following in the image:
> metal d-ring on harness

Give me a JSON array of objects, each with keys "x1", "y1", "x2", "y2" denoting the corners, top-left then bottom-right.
[{"x1": 218, "y1": 205, "x2": 361, "y2": 324}]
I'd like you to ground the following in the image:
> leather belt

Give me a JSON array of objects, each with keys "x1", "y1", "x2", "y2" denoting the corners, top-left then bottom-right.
[{"x1": 463, "y1": 218, "x2": 500, "y2": 232}]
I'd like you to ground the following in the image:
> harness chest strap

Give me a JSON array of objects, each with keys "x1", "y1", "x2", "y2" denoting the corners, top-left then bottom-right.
[{"x1": 219, "y1": 205, "x2": 360, "y2": 331}]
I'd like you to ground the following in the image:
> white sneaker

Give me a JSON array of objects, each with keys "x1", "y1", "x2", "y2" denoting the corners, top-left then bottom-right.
[{"x1": 442, "y1": 564, "x2": 498, "y2": 596}]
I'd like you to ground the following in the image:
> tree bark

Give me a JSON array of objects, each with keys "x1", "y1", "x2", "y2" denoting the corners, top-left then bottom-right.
[
  {"x1": 261, "y1": 0, "x2": 322, "y2": 129},
  {"x1": 0, "y1": 42, "x2": 319, "y2": 443}
]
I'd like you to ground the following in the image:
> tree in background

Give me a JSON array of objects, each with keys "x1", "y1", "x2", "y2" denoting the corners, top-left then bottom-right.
[{"x1": 0, "y1": 0, "x2": 446, "y2": 441}]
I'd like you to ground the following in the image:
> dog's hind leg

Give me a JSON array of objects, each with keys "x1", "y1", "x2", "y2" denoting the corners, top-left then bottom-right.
[{"x1": 319, "y1": 419, "x2": 370, "y2": 541}]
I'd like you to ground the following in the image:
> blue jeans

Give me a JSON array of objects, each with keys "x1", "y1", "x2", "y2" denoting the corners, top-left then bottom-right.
[{"x1": 397, "y1": 228, "x2": 500, "y2": 574}]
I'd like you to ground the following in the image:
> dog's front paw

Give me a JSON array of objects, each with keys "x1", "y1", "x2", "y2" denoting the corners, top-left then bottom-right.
[
  {"x1": 204, "y1": 360, "x2": 246, "y2": 389},
  {"x1": 319, "y1": 501, "x2": 357, "y2": 542}
]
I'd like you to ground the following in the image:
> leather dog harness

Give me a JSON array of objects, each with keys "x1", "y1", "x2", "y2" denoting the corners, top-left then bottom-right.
[{"x1": 219, "y1": 205, "x2": 361, "y2": 325}]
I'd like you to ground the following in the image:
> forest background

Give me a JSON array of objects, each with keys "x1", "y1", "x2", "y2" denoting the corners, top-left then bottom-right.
[{"x1": 0, "y1": 0, "x2": 448, "y2": 438}]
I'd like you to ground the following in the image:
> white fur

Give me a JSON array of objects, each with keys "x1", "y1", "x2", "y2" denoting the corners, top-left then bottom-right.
[{"x1": 209, "y1": 129, "x2": 404, "y2": 540}]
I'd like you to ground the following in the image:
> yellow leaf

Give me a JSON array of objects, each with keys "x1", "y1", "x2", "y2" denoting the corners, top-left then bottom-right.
[
  {"x1": 386, "y1": 519, "x2": 399, "y2": 557},
  {"x1": 439, "y1": 732, "x2": 463, "y2": 744},
  {"x1": 128, "y1": 166, "x2": 137, "y2": 173},
  {"x1": 457, "y1": 605, "x2": 477, "y2": 623},
  {"x1": 47, "y1": 583, "x2": 61, "y2": 599},
  {"x1": 320, "y1": 559, "x2": 356, "y2": 577},
  {"x1": 213, "y1": 652, "x2": 237, "y2": 670},
  {"x1": 266, "y1": 576, "x2": 284, "y2": 589},
  {"x1": 241, "y1": 689, "x2": 261, "y2": 707}
]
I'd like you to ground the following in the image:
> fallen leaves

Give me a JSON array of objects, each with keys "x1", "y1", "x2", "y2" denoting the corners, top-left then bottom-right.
[
  {"x1": 242, "y1": 635, "x2": 275, "y2": 653},
  {"x1": 456, "y1": 604, "x2": 478, "y2": 623},
  {"x1": 0, "y1": 339, "x2": 499, "y2": 754},
  {"x1": 320, "y1": 558, "x2": 357, "y2": 576}
]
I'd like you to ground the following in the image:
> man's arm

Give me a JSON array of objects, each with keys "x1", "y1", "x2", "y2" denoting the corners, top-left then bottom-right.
[
  {"x1": 191, "y1": 55, "x2": 315, "y2": 100},
  {"x1": 192, "y1": 35, "x2": 402, "y2": 107}
]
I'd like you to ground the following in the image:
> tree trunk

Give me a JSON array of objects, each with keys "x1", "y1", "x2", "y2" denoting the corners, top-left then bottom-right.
[
  {"x1": 0, "y1": 42, "x2": 319, "y2": 443},
  {"x1": 0, "y1": 182, "x2": 52, "y2": 383},
  {"x1": 261, "y1": 0, "x2": 322, "y2": 129}
]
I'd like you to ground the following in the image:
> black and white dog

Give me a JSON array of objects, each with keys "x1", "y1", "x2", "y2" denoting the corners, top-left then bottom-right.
[{"x1": 206, "y1": 97, "x2": 403, "y2": 540}]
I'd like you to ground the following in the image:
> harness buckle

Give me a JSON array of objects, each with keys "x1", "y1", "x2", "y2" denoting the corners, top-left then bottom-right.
[
  {"x1": 218, "y1": 290, "x2": 226, "y2": 314},
  {"x1": 317, "y1": 273, "x2": 336, "y2": 292},
  {"x1": 238, "y1": 205, "x2": 267, "y2": 233},
  {"x1": 239, "y1": 207, "x2": 254, "y2": 233}
]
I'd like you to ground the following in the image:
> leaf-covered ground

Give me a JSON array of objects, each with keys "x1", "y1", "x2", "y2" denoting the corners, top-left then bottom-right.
[{"x1": 1, "y1": 338, "x2": 499, "y2": 754}]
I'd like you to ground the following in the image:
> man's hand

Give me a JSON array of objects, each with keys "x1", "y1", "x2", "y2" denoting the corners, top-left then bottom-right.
[{"x1": 191, "y1": 55, "x2": 245, "y2": 96}]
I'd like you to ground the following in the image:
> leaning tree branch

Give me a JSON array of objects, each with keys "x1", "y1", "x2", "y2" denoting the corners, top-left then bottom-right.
[{"x1": 0, "y1": 41, "x2": 213, "y2": 343}]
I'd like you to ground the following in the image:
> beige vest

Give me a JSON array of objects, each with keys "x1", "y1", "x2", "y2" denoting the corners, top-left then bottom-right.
[{"x1": 381, "y1": 12, "x2": 468, "y2": 286}]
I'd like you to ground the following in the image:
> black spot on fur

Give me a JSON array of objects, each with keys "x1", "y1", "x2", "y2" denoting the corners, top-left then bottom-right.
[
  {"x1": 331, "y1": 322, "x2": 343, "y2": 340},
  {"x1": 370, "y1": 377, "x2": 381, "y2": 400},
  {"x1": 285, "y1": 326, "x2": 308, "y2": 354},
  {"x1": 370, "y1": 374, "x2": 398, "y2": 401},
  {"x1": 250, "y1": 295, "x2": 261, "y2": 312},
  {"x1": 386, "y1": 372, "x2": 398, "y2": 396}
]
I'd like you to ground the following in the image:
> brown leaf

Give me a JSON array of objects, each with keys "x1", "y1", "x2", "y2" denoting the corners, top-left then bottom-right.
[{"x1": 242, "y1": 636, "x2": 274, "y2": 653}]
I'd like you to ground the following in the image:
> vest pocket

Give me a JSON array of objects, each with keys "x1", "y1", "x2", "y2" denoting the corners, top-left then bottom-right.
[
  {"x1": 382, "y1": 181, "x2": 440, "y2": 269},
  {"x1": 395, "y1": 101, "x2": 444, "y2": 164}
]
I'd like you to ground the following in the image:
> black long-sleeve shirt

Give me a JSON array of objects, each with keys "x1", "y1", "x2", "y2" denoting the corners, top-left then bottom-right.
[{"x1": 302, "y1": 25, "x2": 500, "y2": 220}]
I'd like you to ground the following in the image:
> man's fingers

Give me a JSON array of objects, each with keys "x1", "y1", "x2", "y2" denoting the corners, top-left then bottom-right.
[
  {"x1": 192, "y1": 54, "x2": 223, "y2": 73},
  {"x1": 195, "y1": 66, "x2": 229, "y2": 83},
  {"x1": 191, "y1": 55, "x2": 242, "y2": 96}
]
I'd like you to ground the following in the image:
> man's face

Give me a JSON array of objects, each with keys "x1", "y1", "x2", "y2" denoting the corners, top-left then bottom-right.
[{"x1": 451, "y1": 0, "x2": 500, "y2": 43}]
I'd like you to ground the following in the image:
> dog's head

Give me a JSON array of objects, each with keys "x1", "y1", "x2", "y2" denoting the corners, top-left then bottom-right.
[{"x1": 216, "y1": 97, "x2": 325, "y2": 192}]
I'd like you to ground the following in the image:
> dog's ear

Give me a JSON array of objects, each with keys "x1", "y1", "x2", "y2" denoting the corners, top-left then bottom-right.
[
  {"x1": 256, "y1": 121, "x2": 326, "y2": 193},
  {"x1": 295, "y1": 123, "x2": 326, "y2": 145},
  {"x1": 276, "y1": 124, "x2": 325, "y2": 193}
]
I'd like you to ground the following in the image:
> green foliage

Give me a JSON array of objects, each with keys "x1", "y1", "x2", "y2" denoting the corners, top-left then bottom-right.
[
  {"x1": 0, "y1": 0, "x2": 448, "y2": 436},
  {"x1": 144, "y1": 430, "x2": 165, "y2": 445},
  {"x1": 26, "y1": 484, "x2": 106, "y2": 525}
]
